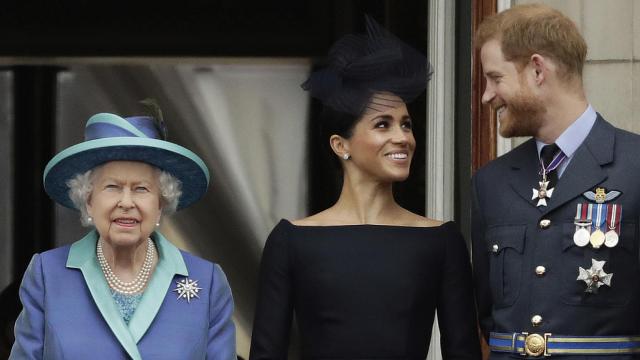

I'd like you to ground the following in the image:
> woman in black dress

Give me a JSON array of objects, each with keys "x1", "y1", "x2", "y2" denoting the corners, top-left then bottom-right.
[{"x1": 250, "y1": 17, "x2": 481, "y2": 360}]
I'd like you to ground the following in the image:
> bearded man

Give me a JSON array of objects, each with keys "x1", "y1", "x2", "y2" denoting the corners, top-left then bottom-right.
[{"x1": 472, "y1": 3, "x2": 640, "y2": 358}]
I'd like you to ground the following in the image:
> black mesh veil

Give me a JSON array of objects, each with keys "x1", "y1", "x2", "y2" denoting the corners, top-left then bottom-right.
[{"x1": 301, "y1": 15, "x2": 433, "y2": 116}]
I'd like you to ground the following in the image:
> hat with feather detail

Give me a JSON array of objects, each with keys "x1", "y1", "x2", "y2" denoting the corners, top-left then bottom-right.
[
  {"x1": 301, "y1": 15, "x2": 433, "y2": 115},
  {"x1": 43, "y1": 112, "x2": 209, "y2": 211}
]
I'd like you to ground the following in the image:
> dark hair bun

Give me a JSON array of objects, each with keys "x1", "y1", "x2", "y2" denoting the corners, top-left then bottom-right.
[{"x1": 301, "y1": 15, "x2": 433, "y2": 116}]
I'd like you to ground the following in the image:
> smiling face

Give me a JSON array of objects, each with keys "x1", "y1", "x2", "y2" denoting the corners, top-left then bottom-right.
[
  {"x1": 339, "y1": 94, "x2": 416, "y2": 183},
  {"x1": 87, "y1": 161, "x2": 162, "y2": 248},
  {"x1": 481, "y1": 39, "x2": 546, "y2": 138}
]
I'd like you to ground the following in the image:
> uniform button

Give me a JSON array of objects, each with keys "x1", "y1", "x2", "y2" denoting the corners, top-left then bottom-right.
[
  {"x1": 492, "y1": 244, "x2": 499, "y2": 253},
  {"x1": 531, "y1": 315, "x2": 543, "y2": 326},
  {"x1": 539, "y1": 219, "x2": 551, "y2": 229},
  {"x1": 535, "y1": 266, "x2": 546, "y2": 276}
]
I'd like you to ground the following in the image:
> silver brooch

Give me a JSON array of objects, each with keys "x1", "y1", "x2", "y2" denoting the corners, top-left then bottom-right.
[
  {"x1": 172, "y1": 278, "x2": 202, "y2": 302},
  {"x1": 577, "y1": 259, "x2": 613, "y2": 294}
]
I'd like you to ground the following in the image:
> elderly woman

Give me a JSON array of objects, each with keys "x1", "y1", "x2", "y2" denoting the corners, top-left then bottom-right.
[{"x1": 10, "y1": 112, "x2": 236, "y2": 359}]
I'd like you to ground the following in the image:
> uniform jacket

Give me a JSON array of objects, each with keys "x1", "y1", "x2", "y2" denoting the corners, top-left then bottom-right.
[
  {"x1": 472, "y1": 116, "x2": 640, "y2": 357},
  {"x1": 10, "y1": 231, "x2": 236, "y2": 360}
]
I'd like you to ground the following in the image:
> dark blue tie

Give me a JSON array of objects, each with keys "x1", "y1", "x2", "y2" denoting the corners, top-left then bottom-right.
[{"x1": 540, "y1": 143, "x2": 561, "y2": 189}]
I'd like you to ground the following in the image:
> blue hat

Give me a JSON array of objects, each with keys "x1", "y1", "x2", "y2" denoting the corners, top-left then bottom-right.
[{"x1": 43, "y1": 113, "x2": 210, "y2": 211}]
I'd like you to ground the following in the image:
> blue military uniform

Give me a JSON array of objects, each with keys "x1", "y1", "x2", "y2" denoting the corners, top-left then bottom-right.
[{"x1": 472, "y1": 109, "x2": 640, "y2": 358}]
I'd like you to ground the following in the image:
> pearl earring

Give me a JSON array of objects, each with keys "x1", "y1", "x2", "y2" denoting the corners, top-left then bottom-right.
[
  {"x1": 87, "y1": 216, "x2": 93, "y2": 223},
  {"x1": 342, "y1": 153, "x2": 350, "y2": 160}
]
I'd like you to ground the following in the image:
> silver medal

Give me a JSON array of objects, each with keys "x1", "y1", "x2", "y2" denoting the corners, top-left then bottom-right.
[
  {"x1": 604, "y1": 203, "x2": 620, "y2": 248},
  {"x1": 604, "y1": 230, "x2": 619, "y2": 248},
  {"x1": 573, "y1": 227, "x2": 590, "y2": 247}
]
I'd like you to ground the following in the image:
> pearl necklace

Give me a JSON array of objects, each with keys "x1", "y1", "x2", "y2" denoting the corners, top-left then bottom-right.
[{"x1": 96, "y1": 238, "x2": 155, "y2": 295}]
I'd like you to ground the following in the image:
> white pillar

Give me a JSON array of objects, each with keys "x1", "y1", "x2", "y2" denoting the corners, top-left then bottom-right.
[{"x1": 426, "y1": 0, "x2": 456, "y2": 359}]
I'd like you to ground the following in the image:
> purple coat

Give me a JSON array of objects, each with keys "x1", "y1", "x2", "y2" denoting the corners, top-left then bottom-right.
[{"x1": 10, "y1": 231, "x2": 236, "y2": 360}]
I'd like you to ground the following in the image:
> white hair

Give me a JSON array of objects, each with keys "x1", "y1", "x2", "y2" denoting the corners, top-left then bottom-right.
[{"x1": 66, "y1": 164, "x2": 182, "y2": 227}]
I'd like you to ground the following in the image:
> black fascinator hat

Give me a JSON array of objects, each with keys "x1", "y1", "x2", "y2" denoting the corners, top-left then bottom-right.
[{"x1": 301, "y1": 15, "x2": 433, "y2": 116}]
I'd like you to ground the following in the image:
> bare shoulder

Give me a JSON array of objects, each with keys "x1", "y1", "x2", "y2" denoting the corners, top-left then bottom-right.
[
  {"x1": 401, "y1": 210, "x2": 444, "y2": 228},
  {"x1": 290, "y1": 214, "x2": 322, "y2": 226},
  {"x1": 290, "y1": 209, "x2": 343, "y2": 226},
  {"x1": 291, "y1": 207, "x2": 444, "y2": 227}
]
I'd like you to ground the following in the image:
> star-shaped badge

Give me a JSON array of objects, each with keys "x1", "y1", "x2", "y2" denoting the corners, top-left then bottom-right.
[
  {"x1": 532, "y1": 181, "x2": 554, "y2": 207},
  {"x1": 577, "y1": 259, "x2": 613, "y2": 294},
  {"x1": 173, "y1": 278, "x2": 202, "y2": 303}
]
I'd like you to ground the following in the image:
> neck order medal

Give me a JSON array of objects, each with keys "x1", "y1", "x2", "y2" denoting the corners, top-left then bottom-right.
[{"x1": 532, "y1": 180, "x2": 554, "y2": 207}]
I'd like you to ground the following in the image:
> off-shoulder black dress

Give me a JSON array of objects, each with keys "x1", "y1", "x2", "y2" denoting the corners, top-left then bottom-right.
[{"x1": 249, "y1": 219, "x2": 481, "y2": 360}]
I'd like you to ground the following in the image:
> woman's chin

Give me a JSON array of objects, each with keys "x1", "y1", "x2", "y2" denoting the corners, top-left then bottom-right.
[
  {"x1": 376, "y1": 173, "x2": 410, "y2": 183},
  {"x1": 383, "y1": 168, "x2": 411, "y2": 182},
  {"x1": 103, "y1": 231, "x2": 146, "y2": 248},
  {"x1": 392, "y1": 175, "x2": 410, "y2": 183}
]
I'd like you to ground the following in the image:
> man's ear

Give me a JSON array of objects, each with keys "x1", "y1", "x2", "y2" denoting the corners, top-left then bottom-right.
[{"x1": 530, "y1": 53, "x2": 548, "y2": 85}]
